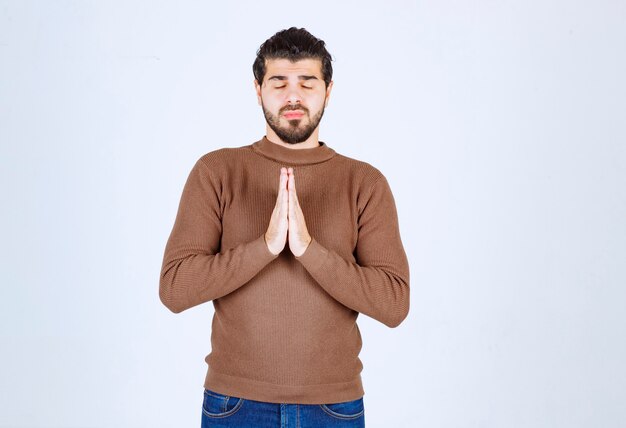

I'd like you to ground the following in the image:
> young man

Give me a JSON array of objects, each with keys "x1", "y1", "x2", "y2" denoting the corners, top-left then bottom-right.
[{"x1": 159, "y1": 27, "x2": 410, "y2": 427}]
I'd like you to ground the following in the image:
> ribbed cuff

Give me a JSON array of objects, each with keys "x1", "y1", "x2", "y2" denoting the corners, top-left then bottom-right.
[
  {"x1": 294, "y1": 236, "x2": 329, "y2": 273},
  {"x1": 251, "y1": 232, "x2": 281, "y2": 264}
]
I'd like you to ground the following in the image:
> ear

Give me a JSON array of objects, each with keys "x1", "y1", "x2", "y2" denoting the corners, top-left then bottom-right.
[
  {"x1": 324, "y1": 80, "x2": 333, "y2": 107},
  {"x1": 254, "y1": 79, "x2": 262, "y2": 105}
]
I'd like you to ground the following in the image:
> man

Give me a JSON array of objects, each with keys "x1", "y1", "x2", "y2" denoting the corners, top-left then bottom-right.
[{"x1": 159, "y1": 27, "x2": 410, "y2": 427}]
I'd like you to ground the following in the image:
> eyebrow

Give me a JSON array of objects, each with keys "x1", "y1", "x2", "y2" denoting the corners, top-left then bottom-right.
[{"x1": 267, "y1": 75, "x2": 319, "y2": 82}]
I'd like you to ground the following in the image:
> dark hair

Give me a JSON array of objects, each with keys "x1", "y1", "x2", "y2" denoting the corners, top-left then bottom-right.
[{"x1": 253, "y1": 27, "x2": 334, "y2": 89}]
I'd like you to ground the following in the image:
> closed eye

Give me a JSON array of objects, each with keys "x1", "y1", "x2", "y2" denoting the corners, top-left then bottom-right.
[{"x1": 275, "y1": 86, "x2": 313, "y2": 89}]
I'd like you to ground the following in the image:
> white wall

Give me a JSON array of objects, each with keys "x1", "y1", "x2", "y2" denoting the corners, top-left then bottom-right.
[{"x1": 1, "y1": 1, "x2": 624, "y2": 427}]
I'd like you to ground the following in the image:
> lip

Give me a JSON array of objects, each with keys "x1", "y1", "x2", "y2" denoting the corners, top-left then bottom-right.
[{"x1": 283, "y1": 111, "x2": 304, "y2": 119}]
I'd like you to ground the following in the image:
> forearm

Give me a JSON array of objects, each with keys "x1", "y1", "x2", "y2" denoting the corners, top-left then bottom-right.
[
  {"x1": 295, "y1": 237, "x2": 410, "y2": 328},
  {"x1": 159, "y1": 233, "x2": 278, "y2": 313}
]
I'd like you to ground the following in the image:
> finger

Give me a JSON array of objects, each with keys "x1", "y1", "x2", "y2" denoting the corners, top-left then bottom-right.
[
  {"x1": 288, "y1": 168, "x2": 296, "y2": 194},
  {"x1": 287, "y1": 173, "x2": 296, "y2": 212},
  {"x1": 277, "y1": 168, "x2": 287, "y2": 199},
  {"x1": 289, "y1": 170, "x2": 301, "y2": 209},
  {"x1": 279, "y1": 168, "x2": 288, "y2": 217},
  {"x1": 288, "y1": 178, "x2": 295, "y2": 217}
]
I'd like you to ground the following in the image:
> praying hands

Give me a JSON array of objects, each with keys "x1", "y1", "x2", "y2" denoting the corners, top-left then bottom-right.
[{"x1": 264, "y1": 167, "x2": 312, "y2": 257}]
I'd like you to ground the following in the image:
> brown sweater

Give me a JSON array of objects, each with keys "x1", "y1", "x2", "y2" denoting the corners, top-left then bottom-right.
[{"x1": 159, "y1": 135, "x2": 410, "y2": 404}]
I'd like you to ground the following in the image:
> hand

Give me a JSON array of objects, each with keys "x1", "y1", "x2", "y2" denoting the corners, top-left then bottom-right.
[
  {"x1": 264, "y1": 167, "x2": 312, "y2": 257},
  {"x1": 286, "y1": 167, "x2": 312, "y2": 257},
  {"x1": 264, "y1": 167, "x2": 289, "y2": 255}
]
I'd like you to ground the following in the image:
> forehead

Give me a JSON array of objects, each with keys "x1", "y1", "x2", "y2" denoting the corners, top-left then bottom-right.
[{"x1": 264, "y1": 58, "x2": 323, "y2": 81}]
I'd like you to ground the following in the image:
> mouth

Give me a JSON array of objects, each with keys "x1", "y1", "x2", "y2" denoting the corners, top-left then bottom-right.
[{"x1": 283, "y1": 110, "x2": 305, "y2": 119}]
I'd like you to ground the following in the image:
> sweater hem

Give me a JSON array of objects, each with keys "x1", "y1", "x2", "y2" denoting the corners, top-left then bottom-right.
[{"x1": 203, "y1": 367, "x2": 364, "y2": 405}]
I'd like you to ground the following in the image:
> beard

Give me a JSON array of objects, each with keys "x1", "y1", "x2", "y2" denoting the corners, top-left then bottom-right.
[{"x1": 261, "y1": 100, "x2": 326, "y2": 145}]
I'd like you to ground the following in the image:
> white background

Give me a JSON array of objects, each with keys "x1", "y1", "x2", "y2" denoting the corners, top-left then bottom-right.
[{"x1": 1, "y1": 1, "x2": 625, "y2": 427}]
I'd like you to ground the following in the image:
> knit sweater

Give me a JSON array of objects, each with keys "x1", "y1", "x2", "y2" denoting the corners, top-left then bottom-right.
[{"x1": 159, "y1": 135, "x2": 410, "y2": 404}]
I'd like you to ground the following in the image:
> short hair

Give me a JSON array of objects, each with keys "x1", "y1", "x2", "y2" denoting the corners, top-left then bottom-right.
[{"x1": 253, "y1": 27, "x2": 334, "y2": 89}]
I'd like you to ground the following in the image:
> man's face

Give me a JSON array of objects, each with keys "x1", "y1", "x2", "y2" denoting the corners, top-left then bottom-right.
[{"x1": 255, "y1": 58, "x2": 333, "y2": 144}]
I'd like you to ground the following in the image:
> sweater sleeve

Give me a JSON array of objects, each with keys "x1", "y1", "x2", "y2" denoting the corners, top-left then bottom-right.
[
  {"x1": 159, "y1": 158, "x2": 279, "y2": 313},
  {"x1": 294, "y1": 173, "x2": 410, "y2": 328}
]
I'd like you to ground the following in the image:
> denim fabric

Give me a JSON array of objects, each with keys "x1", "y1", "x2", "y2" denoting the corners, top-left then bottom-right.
[{"x1": 201, "y1": 388, "x2": 365, "y2": 427}]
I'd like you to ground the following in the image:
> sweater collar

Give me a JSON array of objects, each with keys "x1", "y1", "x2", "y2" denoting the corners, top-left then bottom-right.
[{"x1": 251, "y1": 135, "x2": 336, "y2": 165}]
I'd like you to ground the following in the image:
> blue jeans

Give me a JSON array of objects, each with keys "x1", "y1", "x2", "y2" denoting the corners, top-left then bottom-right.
[{"x1": 201, "y1": 388, "x2": 366, "y2": 427}]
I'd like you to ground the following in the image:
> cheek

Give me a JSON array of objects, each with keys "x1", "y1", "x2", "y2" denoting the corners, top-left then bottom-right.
[
  {"x1": 260, "y1": 91, "x2": 280, "y2": 107},
  {"x1": 310, "y1": 92, "x2": 327, "y2": 107},
  {"x1": 263, "y1": 99, "x2": 282, "y2": 114}
]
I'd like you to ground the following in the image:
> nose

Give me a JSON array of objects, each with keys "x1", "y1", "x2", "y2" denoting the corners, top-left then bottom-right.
[{"x1": 285, "y1": 86, "x2": 304, "y2": 105}]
